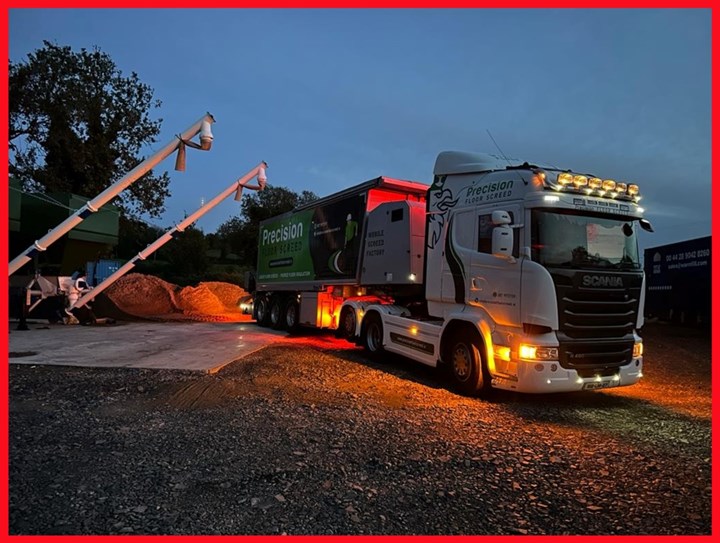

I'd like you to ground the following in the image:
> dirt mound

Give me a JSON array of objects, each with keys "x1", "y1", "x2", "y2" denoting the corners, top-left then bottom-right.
[
  {"x1": 104, "y1": 273, "x2": 178, "y2": 317},
  {"x1": 199, "y1": 282, "x2": 248, "y2": 312},
  {"x1": 175, "y1": 284, "x2": 227, "y2": 316},
  {"x1": 101, "y1": 273, "x2": 251, "y2": 323}
]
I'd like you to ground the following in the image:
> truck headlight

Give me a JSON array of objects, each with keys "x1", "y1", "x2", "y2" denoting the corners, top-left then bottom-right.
[
  {"x1": 518, "y1": 345, "x2": 559, "y2": 360},
  {"x1": 633, "y1": 341, "x2": 643, "y2": 358}
]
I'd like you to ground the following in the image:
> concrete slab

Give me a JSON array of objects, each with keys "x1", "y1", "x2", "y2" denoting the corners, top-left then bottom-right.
[{"x1": 8, "y1": 321, "x2": 288, "y2": 373}]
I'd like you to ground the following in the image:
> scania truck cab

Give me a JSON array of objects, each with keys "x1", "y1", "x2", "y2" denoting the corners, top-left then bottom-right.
[{"x1": 343, "y1": 151, "x2": 651, "y2": 394}]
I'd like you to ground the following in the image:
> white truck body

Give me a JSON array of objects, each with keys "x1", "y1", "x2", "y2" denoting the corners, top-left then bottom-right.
[{"x1": 254, "y1": 151, "x2": 648, "y2": 395}]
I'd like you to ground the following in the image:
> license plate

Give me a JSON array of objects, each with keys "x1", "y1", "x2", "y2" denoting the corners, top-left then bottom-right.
[{"x1": 582, "y1": 380, "x2": 618, "y2": 390}]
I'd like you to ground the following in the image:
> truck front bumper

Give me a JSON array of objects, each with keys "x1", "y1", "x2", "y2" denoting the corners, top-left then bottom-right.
[{"x1": 491, "y1": 357, "x2": 643, "y2": 394}]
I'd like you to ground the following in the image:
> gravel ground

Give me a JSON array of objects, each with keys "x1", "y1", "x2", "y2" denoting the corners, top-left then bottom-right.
[{"x1": 9, "y1": 322, "x2": 711, "y2": 535}]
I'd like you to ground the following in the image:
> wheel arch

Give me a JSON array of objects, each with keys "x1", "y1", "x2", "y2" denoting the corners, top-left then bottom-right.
[
  {"x1": 360, "y1": 307, "x2": 383, "y2": 332},
  {"x1": 340, "y1": 298, "x2": 386, "y2": 339},
  {"x1": 440, "y1": 317, "x2": 493, "y2": 371}
]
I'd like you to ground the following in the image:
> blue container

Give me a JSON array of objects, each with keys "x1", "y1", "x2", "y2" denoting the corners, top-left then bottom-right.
[{"x1": 87, "y1": 259, "x2": 123, "y2": 286}]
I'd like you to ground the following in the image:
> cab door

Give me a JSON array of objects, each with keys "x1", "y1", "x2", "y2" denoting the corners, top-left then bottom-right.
[
  {"x1": 468, "y1": 206, "x2": 522, "y2": 326},
  {"x1": 440, "y1": 209, "x2": 477, "y2": 304}
]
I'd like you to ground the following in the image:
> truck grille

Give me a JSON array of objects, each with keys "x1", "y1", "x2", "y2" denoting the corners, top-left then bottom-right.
[
  {"x1": 552, "y1": 272, "x2": 642, "y2": 371},
  {"x1": 558, "y1": 287, "x2": 639, "y2": 339},
  {"x1": 558, "y1": 338, "x2": 635, "y2": 372}
]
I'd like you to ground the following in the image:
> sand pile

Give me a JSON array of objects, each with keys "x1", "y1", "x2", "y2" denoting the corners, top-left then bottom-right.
[
  {"x1": 175, "y1": 284, "x2": 226, "y2": 316},
  {"x1": 200, "y1": 282, "x2": 249, "y2": 312},
  {"x1": 102, "y1": 273, "x2": 251, "y2": 322},
  {"x1": 105, "y1": 273, "x2": 178, "y2": 316}
]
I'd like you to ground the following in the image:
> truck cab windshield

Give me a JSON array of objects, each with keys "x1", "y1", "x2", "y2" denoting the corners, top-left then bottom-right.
[{"x1": 531, "y1": 209, "x2": 641, "y2": 270}]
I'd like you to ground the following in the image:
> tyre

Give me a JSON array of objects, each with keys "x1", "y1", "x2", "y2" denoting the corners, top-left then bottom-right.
[
  {"x1": 255, "y1": 296, "x2": 271, "y2": 327},
  {"x1": 270, "y1": 296, "x2": 285, "y2": 330},
  {"x1": 361, "y1": 312, "x2": 385, "y2": 356},
  {"x1": 446, "y1": 331, "x2": 489, "y2": 395},
  {"x1": 336, "y1": 306, "x2": 357, "y2": 340},
  {"x1": 284, "y1": 298, "x2": 300, "y2": 334}
]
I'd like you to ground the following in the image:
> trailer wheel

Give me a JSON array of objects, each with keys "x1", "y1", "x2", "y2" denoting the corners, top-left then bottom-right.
[
  {"x1": 284, "y1": 298, "x2": 300, "y2": 334},
  {"x1": 336, "y1": 306, "x2": 357, "y2": 340},
  {"x1": 361, "y1": 312, "x2": 385, "y2": 356},
  {"x1": 447, "y1": 331, "x2": 488, "y2": 396},
  {"x1": 255, "y1": 296, "x2": 271, "y2": 327},
  {"x1": 270, "y1": 296, "x2": 285, "y2": 330}
]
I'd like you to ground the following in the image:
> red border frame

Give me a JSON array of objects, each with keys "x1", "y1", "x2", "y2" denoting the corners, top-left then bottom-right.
[{"x1": 1, "y1": 3, "x2": 715, "y2": 541}]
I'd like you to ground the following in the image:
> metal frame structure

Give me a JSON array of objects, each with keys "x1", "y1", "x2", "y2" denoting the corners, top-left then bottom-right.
[
  {"x1": 70, "y1": 162, "x2": 268, "y2": 311},
  {"x1": 8, "y1": 113, "x2": 215, "y2": 276}
]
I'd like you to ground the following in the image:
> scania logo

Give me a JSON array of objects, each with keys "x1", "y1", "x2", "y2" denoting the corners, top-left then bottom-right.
[{"x1": 582, "y1": 275, "x2": 623, "y2": 288}]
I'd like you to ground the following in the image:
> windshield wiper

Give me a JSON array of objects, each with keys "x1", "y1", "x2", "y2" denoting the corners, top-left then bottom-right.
[
  {"x1": 610, "y1": 261, "x2": 640, "y2": 270},
  {"x1": 557, "y1": 255, "x2": 614, "y2": 268}
]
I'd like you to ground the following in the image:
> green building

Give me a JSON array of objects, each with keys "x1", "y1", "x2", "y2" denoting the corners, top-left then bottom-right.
[{"x1": 9, "y1": 179, "x2": 120, "y2": 275}]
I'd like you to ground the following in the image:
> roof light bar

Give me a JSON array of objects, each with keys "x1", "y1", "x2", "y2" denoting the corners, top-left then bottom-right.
[
  {"x1": 588, "y1": 177, "x2": 603, "y2": 189},
  {"x1": 548, "y1": 172, "x2": 641, "y2": 202},
  {"x1": 557, "y1": 173, "x2": 573, "y2": 185}
]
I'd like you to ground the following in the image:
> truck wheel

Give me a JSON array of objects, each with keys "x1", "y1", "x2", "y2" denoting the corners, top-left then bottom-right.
[
  {"x1": 361, "y1": 312, "x2": 385, "y2": 356},
  {"x1": 447, "y1": 332, "x2": 488, "y2": 395},
  {"x1": 284, "y1": 299, "x2": 300, "y2": 334},
  {"x1": 270, "y1": 296, "x2": 285, "y2": 330},
  {"x1": 255, "y1": 296, "x2": 271, "y2": 327},
  {"x1": 336, "y1": 306, "x2": 356, "y2": 340}
]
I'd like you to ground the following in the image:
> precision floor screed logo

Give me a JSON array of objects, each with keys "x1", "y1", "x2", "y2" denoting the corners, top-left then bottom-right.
[
  {"x1": 464, "y1": 179, "x2": 514, "y2": 205},
  {"x1": 262, "y1": 220, "x2": 304, "y2": 246}
]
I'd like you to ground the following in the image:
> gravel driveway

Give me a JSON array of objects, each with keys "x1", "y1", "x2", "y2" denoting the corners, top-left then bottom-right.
[{"x1": 9, "y1": 322, "x2": 711, "y2": 535}]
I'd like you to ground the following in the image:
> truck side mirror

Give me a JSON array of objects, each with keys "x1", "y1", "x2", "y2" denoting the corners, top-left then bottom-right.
[
  {"x1": 639, "y1": 218, "x2": 654, "y2": 232},
  {"x1": 492, "y1": 225, "x2": 513, "y2": 257},
  {"x1": 491, "y1": 210, "x2": 512, "y2": 226}
]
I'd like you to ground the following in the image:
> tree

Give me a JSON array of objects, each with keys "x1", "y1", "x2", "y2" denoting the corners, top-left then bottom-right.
[
  {"x1": 217, "y1": 185, "x2": 317, "y2": 267},
  {"x1": 115, "y1": 216, "x2": 165, "y2": 260},
  {"x1": 9, "y1": 41, "x2": 169, "y2": 219},
  {"x1": 160, "y1": 226, "x2": 209, "y2": 278}
]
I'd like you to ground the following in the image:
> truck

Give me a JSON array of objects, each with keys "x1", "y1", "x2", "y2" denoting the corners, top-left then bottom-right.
[
  {"x1": 643, "y1": 236, "x2": 711, "y2": 326},
  {"x1": 252, "y1": 151, "x2": 652, "y2": 395}
]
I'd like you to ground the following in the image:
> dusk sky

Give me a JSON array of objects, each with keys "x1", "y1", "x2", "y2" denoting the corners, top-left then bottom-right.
[{"x1": 9, "y1": 8, "x2": 711, "y2": 252}]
